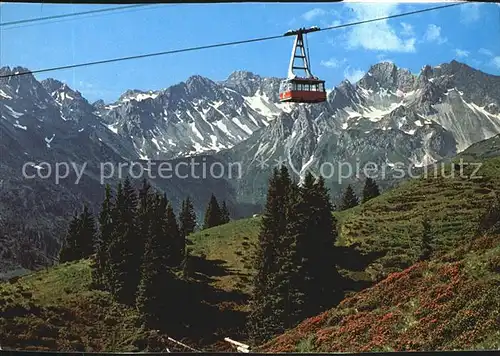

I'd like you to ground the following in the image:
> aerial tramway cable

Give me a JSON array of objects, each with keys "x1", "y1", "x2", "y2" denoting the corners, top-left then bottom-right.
[
  {"x1": 0, "y1": 4, "x2": 156, "y2": 28},
  {"x1": 0, "y1": 2, "x2": 465, "y2": 79}
]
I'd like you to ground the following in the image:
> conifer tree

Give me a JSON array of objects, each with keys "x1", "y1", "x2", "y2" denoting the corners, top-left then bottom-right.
[
  {"x1": 477, "y1": 195, "x2": 500, "y2": 235},
  {"x1": 277, "y1": 176, "x2": 304, "y2": 329},
  {"x1": 283, "y1": 172, "x2": 340, "y2": 323},
  {"x1": 362, "y1": 177, "x2": 380, "y2": 204},
  {"x1": 136, "y1": 194, "x2": 177, "y2": 328},
  {"x1": 181, "y1": 248, "x2": 195, "y2": 280},
  {"x1": 309, "y1": 175, "x2": 342, "y2": 311},
  {"x1": 78, "y1": 205, "x2": 97, "y2": 259},
  {"x1": 247, "y1": 166, "x2": 293, "y2": 344},
  {"x1": 203, "y1": 193, "x2": 222, "y2": 229},
  {"x1": 59, "y1": 211, "x2": 81, "y2": 263},
  {"x1": 220, "y1": 200, "x2": 231, "y2": 224},
  {"x1": 107, "y1": 177, "x2": 140, "y2": 304},
  {"x1": 165, "y1": 201, "x2": 184, "y2": 267},
  {"x1": 419, "y1": 219, "x2": 433, "y2": 261},
  {"x1": 339, "y1": 184, "x2": 359, "y2": 210},
  {"x1": 179, "y1": 197, "x2": 197, "y2": 238},
  {"x1": 92, "y1": 184, "x2": 114, "y2": 290},
  {"x1": 60, "y1": 205, "x2": 96, "y2": 263},
  {"x1": 137, "y1": 179, "x2": 154, "y2": 267}
]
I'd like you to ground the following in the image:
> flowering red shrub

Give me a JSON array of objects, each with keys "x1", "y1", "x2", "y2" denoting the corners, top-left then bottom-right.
[{"x1": 261, "y1": 235, "x2": 500, "y2": 352}]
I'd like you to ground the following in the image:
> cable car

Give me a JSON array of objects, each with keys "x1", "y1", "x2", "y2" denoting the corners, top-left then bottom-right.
[{"x1": 279, "y1": 26, "x2": 327, "y2": 104}]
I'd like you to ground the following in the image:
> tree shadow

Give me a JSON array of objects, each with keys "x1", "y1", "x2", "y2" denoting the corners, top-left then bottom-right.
[
  {"x1": 335, "y1": 244, "x2": 386, "y2": 295},
  {"x1": 166, "y1": 256, "x2": 249, "y2": 349},
  {"x1": 336, "y1": 244, "x2": 386, "y2": 271}
]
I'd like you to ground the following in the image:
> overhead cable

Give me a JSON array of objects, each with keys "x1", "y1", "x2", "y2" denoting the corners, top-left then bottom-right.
[
  {"x1": 0, "y1": 4, "x2": 155, "y2": 27},
  {"x1": 0, "y1": 2, "x2": 465, "y2": 79}
]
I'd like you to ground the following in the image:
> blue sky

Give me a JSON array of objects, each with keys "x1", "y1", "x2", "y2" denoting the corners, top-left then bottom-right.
[{"x1": 1, "y1": 2, "x2": 499, "y2": 103}]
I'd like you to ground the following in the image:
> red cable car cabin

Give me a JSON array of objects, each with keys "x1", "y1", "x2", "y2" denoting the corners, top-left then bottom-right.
[
  {"x1": 279, "y1": 26, "x2": 327, "y2": 104},
  {"x1": 279, "y1": 77, "x2": 326, "y2": 103}
]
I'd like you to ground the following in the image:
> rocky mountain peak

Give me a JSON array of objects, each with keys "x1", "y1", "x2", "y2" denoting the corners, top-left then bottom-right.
[
  {"x1": 92, "y1": 99, "x2": 106, "y2": 109},
  {"x1": 226, "y1": 70, "x2": 261, "y2": 82},
  {"x1": 41, "y1": 78, "x2": 85, "y2": 101},
  {"x1": 0, "y1": 66, "x2": 32, "y2": 78},
  {"x1": 359, "y1": 62, "x2": 415, "y2": 93},
  {"x1": 222, "y1": 70, "x2": 282, "y2": 101},
  {"x1": 0, "y1": 66, "x2": 53, "y2": 104},
  {"x1": 184, "y1": 75, "x2": 218, "y2": 97}
]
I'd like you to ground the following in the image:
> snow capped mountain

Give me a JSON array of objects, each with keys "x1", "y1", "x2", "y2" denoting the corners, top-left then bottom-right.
[
  {"x1": 1, "y1": 59, "x2": 500, "y2": 273},
  {"x1": 94, "y1": 72, "x2": 293, "y2": 160},
  {"x1": 212, "y1": 60, "x2": 500, "y2": 203}
]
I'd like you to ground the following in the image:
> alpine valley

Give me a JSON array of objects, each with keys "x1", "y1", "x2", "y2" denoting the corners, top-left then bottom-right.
[{"x1": 1, "y1": 60, "x2": 500, "y2": 275}]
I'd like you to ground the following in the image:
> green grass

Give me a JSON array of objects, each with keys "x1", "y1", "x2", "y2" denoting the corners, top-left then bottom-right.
[
  {"x1": 188, "y1": 157, "x2": 500, "y2": 290},
  {"x1": 188, "y1": 215, "x2": 261, "y2": 294},
  {"x1": 0, "y1": 260, "x2": 164, "y2": 352},
  {"x1": 331, "y1": 157, "x2": 500, "y2": 282},
  {"x1": 3, "y1": 136, "x2": 500, "y2": 352}
]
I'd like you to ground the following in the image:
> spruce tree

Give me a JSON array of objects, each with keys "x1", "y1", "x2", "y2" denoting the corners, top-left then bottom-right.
[
  {"x1": 60, "y1": 205, "x2": 96, "y2": 263},
  {"x1": 477, "y1": 195, "x2": 500, "y2": 235},
  {"x1": 59, "y1": 211, "x2": 81, "y2": 263},
  {"x1": 362, "y1": 177, "x2": 380, "y2": 204},
  {"x1": 247, "y1": 166, "x2": 293, "y2": 344},
  {"x1": 309, "y1": 175, "x2": 342, "y2": 311},
  {"x1": 136, "y1": 194, "x2": 177, "y2": 328},
  {"x1": 137, "y1": 179, "x2": 154, "y2": 268},
  {"x1": 339, "y1": 184, "x2": 359, "y2": 210},
  {"x1": 277, "y1": 176, "x2": 304, "y2": 329},
  {"x1": 284, "y1": 173, "x2": 339, "y2": 323},
  {"x1": 419, "y1": 219, "x2": 433, "y2": 261},
  {"x1": 165, "y1": 201, "x2": 183, "y2": 267},
  {"x1": 220, "y1": 201, "x2": 230, "y2": 224},
  {"x1": 179, "y1": 197, "x2": 197, "y2": 238},
  {"x1": 107, "y1": 177, "x2": 140, "y2": 305},
  {"x1": 92, "y1": 184, "x2": 114, "y2": 290},
  {"x1": 77, "y1": 205, "x2": 97, "y2": 259},
  {"x1": 203, "y1": 193, "x2": 222, "y2": 229}
]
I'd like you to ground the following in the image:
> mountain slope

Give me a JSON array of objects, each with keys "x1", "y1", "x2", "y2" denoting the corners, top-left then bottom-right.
[
  {"x1": 1, "y1": 60, "x2": 500, "y2": 275},
  {"x1": 3, "y1": 139, "x2": 500, "y2": 353},
  {"x1": 0, "y1": 68, "x2": 255, "y2": 275},
  {"x1": 189, "y1": 142, "x2": 500, "y2": 296},
  {"x1": 220, "y1": 61, "x2": 500, "y2": 205},
  {"x1": 260, "y1": 233, "x2": 500, "y2": 352},
  {"x1": 94, "y1": 71, "x2": 290, "y2": 159},
  {"x1": 0, "y1": 258, "x2": 247, "y2": 352}
]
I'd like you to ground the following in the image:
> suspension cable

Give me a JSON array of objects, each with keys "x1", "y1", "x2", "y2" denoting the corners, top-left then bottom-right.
[
  {"x1": 0, "y1": 4, "x2": 155, "y2": 27},
  {"x1": 0, "y1": 2, "x2": 466, "y2": 79}
]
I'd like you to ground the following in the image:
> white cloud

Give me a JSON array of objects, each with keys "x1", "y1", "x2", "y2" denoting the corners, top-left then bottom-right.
[
  {"x1": 74, "y1": 81, "x2": 118, "y2": 101},
  {"x1": 424, "y1": 24, "x2": 447, "y2": 44},
  {"x1": 326, "y1": 19, "x2": 342, "y2": 28},
  {"x1": 302, "y1": 8, "x2": 326, "y2": 21},
  {"x1": 460, "y1": 3, "x2": 481, "y2": 24},
  {"x1": 479, "y1": 48, "x2": 493, "y2": 57},
  {"x1": 400, "y1": 22, "x2": 414, "y2": 37},
  {"x1": 377, "y1": 53, "x2": 394, "y2": 63},
  {"x1": 343, "y1": 3, "x2": 416, "y2": 53},
  {"x1": 454, "y1": 49, "x2": 470, "y2": 58},
  {"x1": 344, "y1": 66, "x2": 365, "y2": 83},
  {"x1": 320, "y1": 57, "x2": 346, "y2": 69},
  {"x1": 493, "y1": 57, "x2": 500, "y2": 69}
]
